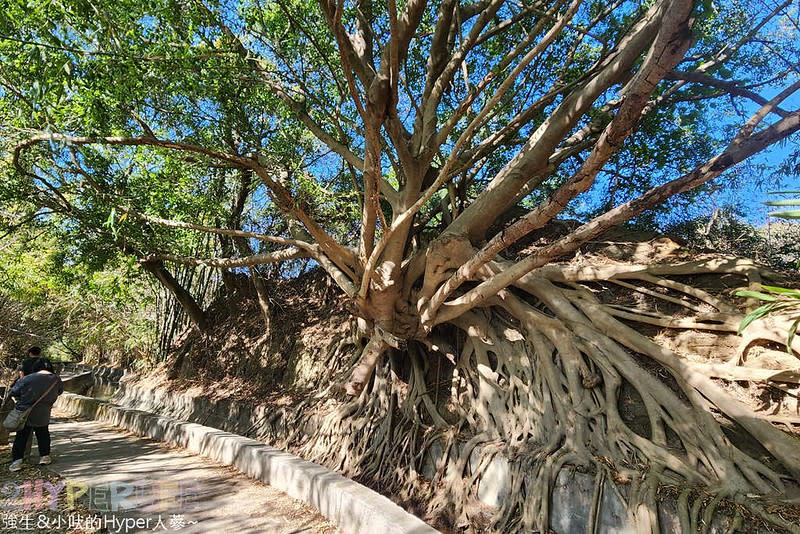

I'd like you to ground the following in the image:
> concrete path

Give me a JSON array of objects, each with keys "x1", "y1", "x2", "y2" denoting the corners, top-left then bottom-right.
[{"x1": 13, "y1": 410, "x2": 337, "y2": 533}]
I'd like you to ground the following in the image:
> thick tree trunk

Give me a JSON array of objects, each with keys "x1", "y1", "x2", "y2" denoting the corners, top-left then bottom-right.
[
  {"x1": 141, "y1": 259, "x2": 209, "y2": 333},
  {"x1": 249, "y1": 266, "x2": 272, "y2": 335}
]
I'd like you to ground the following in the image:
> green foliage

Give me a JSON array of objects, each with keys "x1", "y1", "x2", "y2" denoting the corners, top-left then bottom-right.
[
  {"x1": 735, "y1": 285, "x2": 800, "y2": 353},
  {"x1": 665, "y1": 207, "x2": 800, "y2": 272},
  {"x1": 766, "y1": 191, "x2": 800, "y2": 220},
  {"x1": 0, "y1": 0, "x2": 798, "y2": 368},
  {"x1": 0, "y1": 228, "x2": 157, "y2": 366},
  {"x1": 0, "y1": 0, "x2": 317, "y2": 272}
]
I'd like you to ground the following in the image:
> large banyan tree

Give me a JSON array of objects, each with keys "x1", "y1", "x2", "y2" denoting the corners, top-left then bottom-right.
[{"x1": 3, "y1": 0, "x2": 800, "y2": 530}]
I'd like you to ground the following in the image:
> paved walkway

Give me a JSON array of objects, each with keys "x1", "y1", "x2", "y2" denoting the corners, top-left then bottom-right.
[{"x1": 8, "y1": 410, "x2": 336, "y2": 533}]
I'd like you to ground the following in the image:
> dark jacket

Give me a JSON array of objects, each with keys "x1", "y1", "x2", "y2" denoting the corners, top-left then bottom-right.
[{"x1": 10, "y1": 371, "x2": 63, "y2": 427}]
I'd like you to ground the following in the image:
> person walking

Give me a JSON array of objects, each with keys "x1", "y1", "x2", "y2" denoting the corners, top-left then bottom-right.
[{"x1": 8, "y1": 351, "x2": 63, "y2": 471}]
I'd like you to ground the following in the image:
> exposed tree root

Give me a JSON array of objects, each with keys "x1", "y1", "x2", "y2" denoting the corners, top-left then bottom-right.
[{"x1": 272, "y1": 255, "x2": 800, "y2": 532}]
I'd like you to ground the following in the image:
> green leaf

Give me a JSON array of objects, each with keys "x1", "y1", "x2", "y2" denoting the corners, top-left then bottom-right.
[
  {"x1": 771, "y1": 301, "x2": 800, "y2": 313},
  {"x1": 104, "y1": 208, "x2": 116, "y2": 229},
  {"x1": 760, "y1": 285, "x2": 800, "y2": 298},
  {"x1": 733, "y1": 290, "x2": 778, "y2": 301},
  {"x1": 738, "y1": 303, "x2": 774, "y2": 334},
  {"x1": 764, "y1": 199, "x2": 800, "y2": 206},
  {"x1": 787, "y1": 318, "x2": 799, "y2": 354},
  {"x1": 768, "y1": 210, "x2": 800, "y2": 219}
]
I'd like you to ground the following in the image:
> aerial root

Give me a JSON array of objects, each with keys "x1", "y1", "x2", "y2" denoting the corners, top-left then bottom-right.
[{"x1": 267, "y1": 256, "x2": 798, "y2": 532}]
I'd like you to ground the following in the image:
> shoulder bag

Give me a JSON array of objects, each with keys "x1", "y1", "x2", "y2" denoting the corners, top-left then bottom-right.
[{"x1": 3, "y1": 378, "x2": 59, "y2": 431}]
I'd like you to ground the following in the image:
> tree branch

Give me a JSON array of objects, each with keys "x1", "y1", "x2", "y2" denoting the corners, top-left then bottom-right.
[
  {"x1": 15, "y1": 131, "x2": 358, "y2": 284},
  {"x1": 434, "y1": 0, "x2": 581, "y2": 160},
  {"x1": 433, "y1": 108, "x2": 800, "y2": 325},
  {"x1": 667, "y1": 71, "x2": 791, "y2": 118},
  {"x1": 444, "y1": 0, "x2": 671, "y2": 241},
  {"x1": 320, "y1": 0, "x2": 369, "y2": 120},
  {"x1": 427, "y1": 0, "x2": 694, "y2": 316},
  {"x1": 118, "y1": 207, "x2": 311, "y2": 249},
  {"x1": 414, "y1": 0, "x2": 506, "y2": 161},
  {"x1": 14, "y1": 132, "x2": 252, "y2": 169},
  {"x1": 143, "y1": 248, "x2": 308, "y2": 268}
]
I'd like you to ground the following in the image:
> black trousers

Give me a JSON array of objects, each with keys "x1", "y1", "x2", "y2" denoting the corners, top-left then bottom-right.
[{"x1": 11, "y1": 425, "x2": 51, "y2": 461}]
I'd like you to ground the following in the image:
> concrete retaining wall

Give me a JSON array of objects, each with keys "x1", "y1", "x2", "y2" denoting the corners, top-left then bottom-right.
[
  {"x1": 74, "y1": 375, "x2": 763, "y2": 533},
  {"x1": 109, "y1": 383, "x2": 635, "y2": 525},
  {"x1": 56, "y1": 391, "x2": 438, "y2": 534},
  {"x1": 96, "y1": 382, "x2": 641, "y2": 531},
  {"x1": 112, "y1": 381, "x2": 274, "y2": 438},
  {"x1": 62, "y1": 364, "x2": 125, "y2": 382}
]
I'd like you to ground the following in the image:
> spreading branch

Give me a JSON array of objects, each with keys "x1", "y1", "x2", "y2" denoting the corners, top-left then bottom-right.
[
  {"x1": 143, "y1": 247, "x2": 307, "y2": 268},
  {"x1": 434, "y1": 106, "x2": 800, "y2": 324}
]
